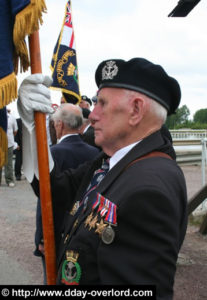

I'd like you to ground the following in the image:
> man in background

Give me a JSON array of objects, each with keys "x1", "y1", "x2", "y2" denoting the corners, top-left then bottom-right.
[
  {"x1": 0, "y1": 108, "x2": 18, "y2": 187},
  {"x1": 80, "y1": 107, "x2": 100, "y2": 149},
  {"x1": 79, "y1": 95, "x2": 92, "y2": 110},
  {"x1": 14, "y1": 118, "x2": 22, "y2": 181},
  {"x1": 34, "y1": 103, "x2": 99, "y2": 283}
]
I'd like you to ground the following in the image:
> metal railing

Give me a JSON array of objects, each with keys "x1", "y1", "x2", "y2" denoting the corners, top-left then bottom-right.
[
  {"x1": 178, "y1": 136, "x2": 207, "y2": 234},
  {"x1": 178, "y1": 138, "x2": 207, "y2": 221},
  {"x1": 169, "y1": 131, "x2": 207, "y2": 215},
  {"x1": 201, "y1": 139, "x2": 207, "y2": 211}
]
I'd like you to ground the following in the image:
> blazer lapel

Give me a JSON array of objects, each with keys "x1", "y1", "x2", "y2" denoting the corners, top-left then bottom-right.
[{"x1": 97, "y1": 130, "x2": 164, "y2": 194}]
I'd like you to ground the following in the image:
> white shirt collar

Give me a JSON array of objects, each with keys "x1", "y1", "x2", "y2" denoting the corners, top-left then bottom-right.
[
  {"x1": 109, "y1": 140, "x2": 142, "y2": 170},
  {"x1": 58, "y1": 133, "x2": 78, "y2": 144},
  {"x1": 83, "y1": 124, "x2": 91, "y2": 134}
]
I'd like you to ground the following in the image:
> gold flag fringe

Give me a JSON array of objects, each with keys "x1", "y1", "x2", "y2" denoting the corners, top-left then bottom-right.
[
  {"x1": 0, "y1": 73, "x2": 17, "y2": 109},
  {"x1": 13, "y1": 0, "x2": 47, "y2": 73},
  {"x1": 0, "y1": 127, "x2": 8, "y2": 168},
  {"x1": 50, "y1": 86, "x2": 81, "y2": 105}
]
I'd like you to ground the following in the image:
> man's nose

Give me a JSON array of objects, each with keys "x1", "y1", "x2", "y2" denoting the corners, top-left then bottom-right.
[{"x1": 89, "y1": 107, "x2": 96, "y2": 122}]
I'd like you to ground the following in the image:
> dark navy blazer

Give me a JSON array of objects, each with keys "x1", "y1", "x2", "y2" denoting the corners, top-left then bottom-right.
[
  {"x1": 34, "y1": 135, "x2": 100, "y2": 256},
  {"x1": 48, "y1": 130, "x2": 187, "y2": 299}
]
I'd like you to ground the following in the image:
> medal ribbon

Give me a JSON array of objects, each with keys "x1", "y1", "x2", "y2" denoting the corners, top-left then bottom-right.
[
  {"x1": 97, "y1": 194, "x2": 105, "y2": 212},
  {"x1": 92, "y1": 192, "x2": 118, "y2": 225},
  {"x1": 92, "y1": 193, "x2": 101, "y2": 210},
  {"x1": 100, "y1": 199, "x2": 110, "y2": 217},
  {"x1": 105, "y1": 202, "x2": 117, "y2": 226}
]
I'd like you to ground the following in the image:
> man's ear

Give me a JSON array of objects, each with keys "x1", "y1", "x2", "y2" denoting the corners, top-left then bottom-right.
[
  {"x1": 129, "y1": 97, "x2": 145, "y2": 126},
  {"x1": 59, "y1": 120, "x2": 64, "y2": 131}
]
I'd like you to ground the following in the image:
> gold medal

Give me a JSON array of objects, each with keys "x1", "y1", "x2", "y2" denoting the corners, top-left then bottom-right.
[
  {"x1": 72, "y1": 219, "x2": 79, "y2": 229},
  {"x1": 95, "y1": 218, "x2": 107, "y2": 235},
  {"x1": 88, "y1": 214, "x2": 98, "y2": 230},
  {"x1": 70, "y1": 202, "x2": 79, "y2": 216},
  {"x1": 84, "y1": 212, "x2": 93, "y2": 227}
]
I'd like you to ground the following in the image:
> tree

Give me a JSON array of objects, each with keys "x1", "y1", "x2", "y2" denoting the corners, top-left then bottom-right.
[
  {"x1": 165, "y1": 105, "x2": 190, "y2": 128},
  {"x1": 193, "y1": 109, "x2": 207, "y2": 124}
]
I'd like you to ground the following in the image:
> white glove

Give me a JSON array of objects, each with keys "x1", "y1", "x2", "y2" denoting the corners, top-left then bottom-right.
[
  {"x1": 17, "y1": 74, "x2": 54, "y2": 182},
  {"x1": 17, "y1": 74, "x2": 54, "y2": 132}
]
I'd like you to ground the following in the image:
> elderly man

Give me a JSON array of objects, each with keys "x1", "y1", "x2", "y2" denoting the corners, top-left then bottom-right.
[{"x1": 18, "y1": 58, "x2": 187, "y2": 299}]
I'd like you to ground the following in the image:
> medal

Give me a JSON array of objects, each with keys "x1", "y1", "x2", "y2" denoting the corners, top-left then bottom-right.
[
  {"x1": 84, "y1": 212, "x2": 93, "y2": 227},
  {"x1": 70, "y1": 201, "x2": 79, "y2": 216},
  {"x1": 61, "y1": 251, "x2": 81, "y2": 285},
  {"x1": 101, "y1": 224, "x2": 115, "y2": 244},
  {"x1": 95, "y1": 218, "x2": 107, "y2": 235},
  {"x1": 84, "y1": 212, "x2": 98, "y2": 231},
  {"x1": 85, "y1": 193, "x2": 118, "y2": 243},
  {"x1": 101, "y1": 200, "x2": 117, "y2": 244},
  {"x1": 88, "y1": 214, "x2": 98, "y2": 230},
  {"x1": 72, "y1": 219, "x2": 79, "y2": 229}
]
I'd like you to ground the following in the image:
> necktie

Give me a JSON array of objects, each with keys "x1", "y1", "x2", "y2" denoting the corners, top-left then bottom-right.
[{"x1": 76, "y1": 158, "x2": 110, "y2": 214}]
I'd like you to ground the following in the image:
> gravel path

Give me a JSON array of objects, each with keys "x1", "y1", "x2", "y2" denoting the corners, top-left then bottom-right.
[{"x1": 0, "y1": 165, "x2": 207, "y2": 300}]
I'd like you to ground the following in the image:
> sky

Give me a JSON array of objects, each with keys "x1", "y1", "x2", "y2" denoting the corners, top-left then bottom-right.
[{"x1": 9, "y1": 0, "x2": 207, "y2": 119}]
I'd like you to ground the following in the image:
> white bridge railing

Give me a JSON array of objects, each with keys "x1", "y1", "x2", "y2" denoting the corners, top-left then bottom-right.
[{"x1": 170, "y1": 129, "x2": 207, "y2": 140}]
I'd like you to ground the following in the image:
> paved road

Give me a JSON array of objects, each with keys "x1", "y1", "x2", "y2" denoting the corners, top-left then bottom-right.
[
  {"x1": 0, "y1": 164, "x2": 206, "y2": 287},
  {"x1": 0, "y1": 176, "x2": 42, "y2": 285}
]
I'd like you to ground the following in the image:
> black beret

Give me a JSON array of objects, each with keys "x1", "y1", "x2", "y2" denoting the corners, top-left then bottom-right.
[
  {"x1": 81, "y1": 95, "x2": 92, "y2": 106},
  {"x1": 95, "y1": 58, "x2": 181, "y2": 115}
]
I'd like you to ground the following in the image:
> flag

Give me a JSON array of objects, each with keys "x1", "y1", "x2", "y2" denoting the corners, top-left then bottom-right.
[
  {"x1": 0, "y1": 0, "x2": 46, "y2": 167},
  {"x1": 50, "y1": 0, "x2": 81, "y2": 104}
]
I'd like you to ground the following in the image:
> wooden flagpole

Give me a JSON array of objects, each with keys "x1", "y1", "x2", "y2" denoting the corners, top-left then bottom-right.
[{"x1": 29, "y1": 31, "x2": 57, "y2": 284}]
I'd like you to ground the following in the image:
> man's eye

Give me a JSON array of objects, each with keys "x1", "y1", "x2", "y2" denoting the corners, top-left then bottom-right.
[{"x1": 99, "y1": 99, "x2": 105, "y2": 106}]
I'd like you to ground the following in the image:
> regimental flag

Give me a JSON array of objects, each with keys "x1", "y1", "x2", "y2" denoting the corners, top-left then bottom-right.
[
  {"x1": 50, "y1": 0, "x2": 81, "y2": 104},
  {"x1": 0, "y1": 0, "x2": 46, "y2": 167}
]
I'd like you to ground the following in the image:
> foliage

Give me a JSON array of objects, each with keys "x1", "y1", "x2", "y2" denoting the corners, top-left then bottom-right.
[
  {"x1": 164, "y1": 105, "x2": 207, "y2": 129},
  {"x1": 193, "y1": 109, "x2": 207, "y2": 124},
  {"x1": 165, "y1": 105, "x2": 190, "y2": 128},
  {"x1": 189, "y1": 122, "x2": 207, "y2": 129}
]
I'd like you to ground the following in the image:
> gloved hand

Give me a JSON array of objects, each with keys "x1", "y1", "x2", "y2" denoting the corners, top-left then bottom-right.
[
  {"x1": 17, "y1": 74, "x2": 54, "y2": 132},
  {"x1": 17, "y1": 74, "x2": 54, "y2": 182}
]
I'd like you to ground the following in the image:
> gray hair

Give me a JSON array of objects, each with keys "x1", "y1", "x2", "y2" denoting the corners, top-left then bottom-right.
[
  {"x1": 52, "y1": 104, "x2": 83, "y2": 129},
  {"x1": 125, "y1": 90, "x2": 167, "y2": 124},
  {"x1": 147, "y1": 97, "x2": 167, "y2": 124}
]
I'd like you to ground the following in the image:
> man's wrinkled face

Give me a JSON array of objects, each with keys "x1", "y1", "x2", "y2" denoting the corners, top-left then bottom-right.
[{"x1": 89, "y1": 88, "x2": 131, "y2": 154}]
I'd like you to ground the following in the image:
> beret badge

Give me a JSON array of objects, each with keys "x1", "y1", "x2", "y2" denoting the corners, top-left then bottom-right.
[{"x1": 102, "y1": 61, "x2": 118, "y2": 80}]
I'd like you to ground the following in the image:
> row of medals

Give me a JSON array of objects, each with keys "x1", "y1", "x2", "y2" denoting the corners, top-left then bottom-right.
[
  {"x1": 84, "y1": 211, "x2": 115, "y2": 245},
  {"x1": 69, "y1": 201, "x2": 116, "y2": 245}
]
